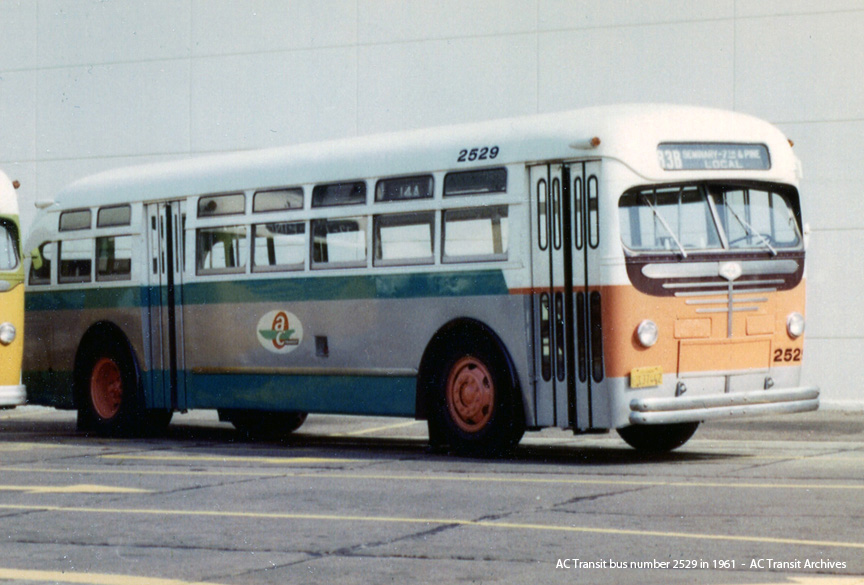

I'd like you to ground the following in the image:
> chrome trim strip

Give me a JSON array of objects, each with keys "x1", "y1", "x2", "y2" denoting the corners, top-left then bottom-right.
[
  {"x1": 696, "y1": 306, "x2": 760, "y2": 313},
  {"x1": 676, "y1": 287, "x2": 777, "y2": 297},
  {"x1": 685, "y1": 296, "x2": 767, "y2": 305},
  {"x1": 663, "y1": 278, "x2": 785, "y2": 290},
  {"x1": 643, "y1": 259, "x2": 799, "y2": 280}
]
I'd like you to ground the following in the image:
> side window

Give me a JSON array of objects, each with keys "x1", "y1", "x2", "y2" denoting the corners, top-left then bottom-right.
[
  {"x1": 375, "y1": 176, "x2": 433, "y2": 202},
  {"x1": 311, "y1": 217, "x2": 367, "y2": 268},
  {"x1": 97, "y1": 205, "x2": 131, "y2": 227},
  {"x1": 442, "y1": 206, "x2": 509, "y2": 263},
  {"x1": 96, "y1": 235, "x2": 133, "y2": 281},
  {"x1": 29, "y1": 241, "x2": 53, "y2": 285},
  {"x1": 253, "y1": 222, "x2": 305, "y2": 272},
  {"x1": 374, "y1": 212, "x2": 434, "y2": 266},
  {"x1": 198, "y1": 193, "x2": 245, "y2": 217},
  {"x1": 312, "y1": 182, "x2": 366, "y2": 207},
  {"x1": 253, "y1": 188, "x2": 303, "y2": 212},
  {"x1": 0, "y1": 220, "x2": 19, "y2": 270},
  {"x1": 58, "y1": 239, "x2": 93, "y2": 283},
  {"x1": 444, "y1": 168, "x2": 506, "y2": 197},
  {"x1": 196, "y1": 226, "x2": 248, "y2": 274},
  {"x1": 59, "y1": 209, "x2": 92, "y2": 231}
]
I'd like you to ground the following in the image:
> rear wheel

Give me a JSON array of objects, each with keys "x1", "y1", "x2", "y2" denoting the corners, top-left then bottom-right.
[
  {"x1": 220, "y1": 409, "x2": 308, "y2": 440},
  {"x1": 427, "y1": 336, "x2": 524, "y2": 457},
  {"x1": 617, "y1": 422, "x2": 700, "y2": 453}
]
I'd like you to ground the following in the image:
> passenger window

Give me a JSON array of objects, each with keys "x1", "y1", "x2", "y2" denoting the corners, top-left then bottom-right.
[
  {"x1": 97, "y1": 205, "x2": 132, "y2": 227},
  {"x1": 312, "y1": 182, "x2": 366, "y2": 207},
  {"x1": 196, "y1": 226, "x2": 248, "y2": 274},
  {"x1": 253, "y1": 222, "x2": 305, "y2": 272},
  {"x1": 253, "y1": 188, "x2": 303, "y2": 212},
  {"x1": 311, "y1": 217, "x2": 367, "y2": 268},
  {"x1": 28, "y1": 241, "x2": 53, "y2": 285},
  {"x1": 59, "y1": 209, "x2": 91, "y2": 231},
  {"x1": 58, "y1": 239, "x2": 93, "y2": 283},
  {"x1": 442, "y1": 206, "x2": 509, "y2": 262},
  {"x1": 96, "y1": 235, "x2": 132, "y2": 281},
  {"x1": 444, "y1": 168, "x2": 506, "y2": 197},
  {"x1": 375, "y1": 176, "x2": 433, "y2": 202},
  {"x1": 198, "y1": 193, "x2": 245, "y2": 217},
  {"x1": 374, "y1": 212, "x2": 434, "y2": 266}
]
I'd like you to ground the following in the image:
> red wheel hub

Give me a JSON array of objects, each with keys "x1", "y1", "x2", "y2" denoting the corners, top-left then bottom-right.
[
  {"x1": 446, "y1": 357, "x2": 495, "y2": 433},
  {"x1": 90, "y1": 357, "x2": 123, "y2": 419}
]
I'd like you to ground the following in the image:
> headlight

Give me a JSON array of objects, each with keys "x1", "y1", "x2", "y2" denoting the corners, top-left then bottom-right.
[
  {"x1": 786, "y1": 312, "x2": 805, "y2": 339},
  {"x1": 636, "y1": 320, "x2": 658, "y2": 347},
  {"x1": 0, "y1": 322, "x2": 15, "y2": 345}
]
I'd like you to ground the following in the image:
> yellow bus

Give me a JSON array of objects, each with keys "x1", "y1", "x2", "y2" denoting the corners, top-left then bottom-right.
[
  {"x1": 23, "y1": 105, "x2": 818, "y2": 453},
  {"x1": 0, "y1": 170, "x2": 25, "y2": 407}
]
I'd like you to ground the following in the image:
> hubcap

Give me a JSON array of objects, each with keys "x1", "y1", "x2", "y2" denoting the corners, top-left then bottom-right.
[
  {"x1": 446, "y1": 357, "x2": 494, "y2": 433},
  {"x1": 90, "y1": 357, "x2": 123, "y2": 419}
]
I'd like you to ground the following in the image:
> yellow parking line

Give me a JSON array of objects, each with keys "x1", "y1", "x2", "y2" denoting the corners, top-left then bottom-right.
[
  {"x1": 1, "y1": 503, "x2": 863, "y2": 551},
  {"x1": 0, "y1": 567, "x2": 223, "y2": 585},
  {"x1": 0, "y1": 484, "x2": 149, "y2": 494},
  {"x1": 0, "y1": 442, "x2": 69, "y2": 451},
  {"x1": 100, "y1": 454, "x2": 356, "y2": 465}
]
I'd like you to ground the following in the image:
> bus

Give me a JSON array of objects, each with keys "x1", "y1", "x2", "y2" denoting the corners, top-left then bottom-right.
[
  {"x1": 0, "y1": 170, "x2": 25, "y2": 408},
  {"x1": 22, "y1": 104, "x2": 818, "y2": 453}
]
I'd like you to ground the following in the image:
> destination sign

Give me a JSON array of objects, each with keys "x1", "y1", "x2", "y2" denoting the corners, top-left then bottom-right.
[{"x1": 657, "y1": 143, "x2": 770, "y2": 171}]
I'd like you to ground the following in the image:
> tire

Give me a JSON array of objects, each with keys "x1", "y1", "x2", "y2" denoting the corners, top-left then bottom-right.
[
  {"x1": 76, "y1": 331, "x2": 172, "y2": 437},
  {"x1": 617, "y1": 422, "x2": 700, "y2": 453},
  {"x1": 426, "y1": 335, "x2": 524, "y2": 457},
  {"x1": 76, "y1": 335, "x2": 144, "y2": 437},
  {"x1": 221, "y1": 410, "x2": 308, "y2": 440}
]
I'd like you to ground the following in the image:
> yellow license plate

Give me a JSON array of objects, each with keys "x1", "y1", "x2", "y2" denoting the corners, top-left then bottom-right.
[{"x1": 630, "y1": 366, "x2": 663, "y2": 388}]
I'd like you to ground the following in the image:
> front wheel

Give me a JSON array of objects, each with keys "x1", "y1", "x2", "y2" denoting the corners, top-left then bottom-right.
[
  {"x1": 617, "y1": 422, "x2": 700, "y2": 453},
  {"x1": 427, "y1": 337, "x2": 524, "y2": 457},
  {"x1": 77, "y1": 338, "x2": 143, "y2": 436}
]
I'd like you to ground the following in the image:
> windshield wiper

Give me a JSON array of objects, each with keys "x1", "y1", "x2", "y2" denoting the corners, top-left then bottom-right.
[
  {"x1": 726, "y1": 205, "x2": 777, "y2": 256},
  {"x1": 640, "y1": 194, "x2": 688, "y2": 258}
]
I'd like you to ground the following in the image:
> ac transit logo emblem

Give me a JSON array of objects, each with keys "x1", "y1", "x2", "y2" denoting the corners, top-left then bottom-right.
[{"x1": 257, "y1": 310, "x2": 303, "y2": 354}]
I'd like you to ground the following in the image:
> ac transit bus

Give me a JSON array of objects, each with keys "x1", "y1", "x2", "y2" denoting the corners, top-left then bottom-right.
[
  {"x1": 0, "y1": 170, "x2": 25, "y2": 407},
  {"x1": 22, "y1": 105, "x2": 818, "y2": 454}
]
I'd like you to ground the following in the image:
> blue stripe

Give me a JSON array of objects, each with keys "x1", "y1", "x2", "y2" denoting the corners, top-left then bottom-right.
[{"x1": 25, "y1": 269, "x2": 509, "y2": 311}]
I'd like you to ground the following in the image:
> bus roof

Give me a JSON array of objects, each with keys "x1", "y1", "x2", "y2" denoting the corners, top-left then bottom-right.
[{"x1": 49, "y1": 104, "x2": 798, "y2": 210}]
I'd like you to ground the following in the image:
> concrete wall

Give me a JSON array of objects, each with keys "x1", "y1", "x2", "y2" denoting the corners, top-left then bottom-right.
[{"x1": 2, "y1": 1, "x2": 862, "y2": 407}]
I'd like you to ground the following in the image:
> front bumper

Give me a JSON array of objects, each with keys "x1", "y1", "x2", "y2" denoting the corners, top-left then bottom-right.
[
  {"x1": 0, "y1": 384, "x2": 26, "y2": 407},
  {"x1": 629, "y1": 386, "x2": 819, "y2": 425}
]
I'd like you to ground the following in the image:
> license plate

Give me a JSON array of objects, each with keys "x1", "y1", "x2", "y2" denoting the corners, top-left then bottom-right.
[{"x1": 630, "y1": 366, "x2": 663, "y2": 388}]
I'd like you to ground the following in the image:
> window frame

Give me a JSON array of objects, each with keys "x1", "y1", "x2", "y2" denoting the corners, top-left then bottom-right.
[
  {"x1": 57, "y1": 238, "x2": 93, "y2": 284},
  {"x1": 441, "y1": 205, "x2": 510, "y2": 264},
  {"x1": 373, "y1": 211, "x2": 435, "y2": 267}
]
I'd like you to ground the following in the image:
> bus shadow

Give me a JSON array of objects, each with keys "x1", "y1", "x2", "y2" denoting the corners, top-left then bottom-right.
[
  {"x1": 0, "y1": 412, "x2": 742, "y2": 466},
  {"x1": 159, "y1": 422, "x2": 737, "y2": 466}
]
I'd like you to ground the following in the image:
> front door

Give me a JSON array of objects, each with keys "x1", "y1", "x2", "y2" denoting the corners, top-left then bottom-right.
[
  {"x1": 529, "y1": 162, "x2": 604, "y2": 430},
  {"x1": 145, "y1": 201, "x2": 186, "y2": 411}
]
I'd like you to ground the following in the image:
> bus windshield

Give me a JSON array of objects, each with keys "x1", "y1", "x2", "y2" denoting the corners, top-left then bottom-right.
[
  {"x1": 619, "y1": 183, "x2": 801, "y2": 254},
  {"x1": 1, "y1": 220, "x2": 19, "y2": 270}
]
